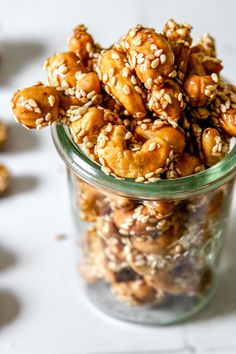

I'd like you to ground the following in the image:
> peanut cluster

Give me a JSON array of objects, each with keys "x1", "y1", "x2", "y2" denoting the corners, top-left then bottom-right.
[{"x1": 11, "y1": 20, "x2": 236, "y2": 182}]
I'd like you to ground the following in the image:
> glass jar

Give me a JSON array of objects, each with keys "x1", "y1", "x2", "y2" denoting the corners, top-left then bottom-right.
[{"x1": 52, "y1": 123, "x2": 236, "y2": 325}]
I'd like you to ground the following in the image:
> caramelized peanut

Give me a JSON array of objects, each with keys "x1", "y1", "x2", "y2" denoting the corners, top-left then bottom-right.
[{"x1": 11, "y1": 85, "x2": 60, "y2": 129}]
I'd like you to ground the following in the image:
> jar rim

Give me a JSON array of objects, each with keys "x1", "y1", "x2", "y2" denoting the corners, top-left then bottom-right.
[{"x1": 51, "y1": 123, "x2": 236, "y2": 200}]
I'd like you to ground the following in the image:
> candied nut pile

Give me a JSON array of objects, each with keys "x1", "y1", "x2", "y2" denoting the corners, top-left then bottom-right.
[
  {"x1": 11, "y1": 20, "x2": 236, "y2": 182},
  {"x1": 10, "y1": 21, "x2": 236, "y2": 306},
  {"x1": 76, "y1": 177, "x2": 231, "y2": 306}
]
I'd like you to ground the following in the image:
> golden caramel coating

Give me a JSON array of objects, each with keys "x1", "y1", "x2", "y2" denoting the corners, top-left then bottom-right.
[
  {"x1": 202, "y1": 128, "x2": 228, "y2": 166},
  {"x1": 143, "y1": 200, "x2": 176, "y2": 216},
  {"x1": 97, "y1": 125, "x2": 171, "y2": 179},
  {"x1": 111, "y1": 279, "x2": 159, "y2": 306},
  {"x1": 81, "y1": 227, "x2": 114, "y2": 282},
  {"x1": 76, "y1": 179, "x2": 109, "y2": 221},
  {"x1": 76, "y1": 71, "x2": 101, "y2": 94},
  {"x1": 219, "y1": 109, "x2": 236, "y2": 137},
  {"x1": 162, "y1": 18, "x2": 192, "y2": 45},
  {"x1": 183, "y1": 75, "x2": 217, "y2": 107},
  {"x1": 135, "y1": 123, "x2": 185, "y2": 155},
  {"x1": 0, "y1": 164, "x2": 10, "y2": 194},
  {"x1": 44, "y1": 51, "x2": 86, "y2": 88},
  {"x1": 175, "y1": 153, "x2": 204, "y2": 177},
  {"x1": 97, "y1": 48, "x2": 146, "y2": 118},
  {"x1": 147, "y1": 80, "x2": 184, "y2": 122},
  {"x1": 173, "y1": 42, "x2": 191, "y2": 81},
  {"x1": 122, "y1": 26, "x2": 174, "y2": 87},
  {"x1": 131, "y1": 222, "x2": 182, "y2": 255},
  {"x1": 70, "y1": 107, "x2": 121, "y2": 145},
  {"x1": 146, "y1": 263, "x2": 212, "y2": 296},
  {"x1": 11, "y1": 85, "x2": 60, "y2": 129},
  {"x1": 68, "y1": 25, "x2": 96, "y2": 67},
  {"x1": 113, "y1": 205, "x2": 171, "y2": 238},
  {"x1": 0, "y1": 120, "x2": 9, "y2": 149}
]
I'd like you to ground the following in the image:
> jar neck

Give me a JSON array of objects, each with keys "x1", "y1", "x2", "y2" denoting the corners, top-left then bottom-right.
[{"x1": 51, "y1": 123, "x2": 236, "y2": 200}]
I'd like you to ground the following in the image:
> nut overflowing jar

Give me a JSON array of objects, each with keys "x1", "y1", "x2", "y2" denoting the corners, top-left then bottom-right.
[{"x1": 11, "y1": 19, "x2": 236, "y2": 324}]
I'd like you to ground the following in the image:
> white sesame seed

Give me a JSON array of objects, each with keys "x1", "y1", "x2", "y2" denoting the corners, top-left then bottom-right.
[
  {"x1": 137, "y1": 57, "x2": 145, "y2": 64},
  {"x1": 101, "y1": 166, "x2": 111, "y2": 175},
  {"x1": 160, "y1": 54, "x2": 166, "y2": 64},
  {"x1": 111, "y1": 52, "x2": 120, "y2": 60},
  {"x1": 110, "y1": 77, "x2": 116, "y2": 86},
  {"x1": 123, "y1": 84, "x2": 130, "y2": 95},
  {"x1": 106, "y1": 123, "x2": 113, "y2": 132},
  {"x1": 28, "y1": 98, "x2": 37, "y2": 108},
  {"x1": 135, "y1": 177, "x2": 145, "y2": 182},
  {"x1": 36, "y1": 118, "x2": 44, "y2": 125},
  {"x1": 48, "y1": 95, "x2": 55, "y2": 107},
  {"x1": 131, "y1": 75, "x2": 137, "y2": 85},
  {"x1": 151, "y1": 58, "x2": 159, "y2": 69},
  {"x1": 135, "y1": 86, "x2": 142, "y2": 94},
  {"x1": 220, "y1": 104, "x2": 227, "y2": 113},
  {"x1": 59, "y1": 65, "x2": 69, "y2": 74},
  {"x1": 148, "y1": 142, "x2": 156, "y2": 151},
  {"x1": 211, "y1": 73, "x2": 218, "y2": 83},
  {"x1": 154, "y1": 49, "x2": 163, "y2": 57},
  {"x1": 125, "y1": 131, "x2": 132, "y2": 140},
  {"x1": 164, "y1": 93, "x2": 172, "y2": 104},
  {"x1": 45, "y1": 113, "x2": 52, "y2": 121},
  {"x1": 145, "y1": 172, "x2": 154, "y2": 178},
  {"x1": 122, "y1": 67, "x2": 130, "y2": 77},
  {"x1": 34, "y1": 107, "x2": 41, "y2": 114},
  {"x1": 150, "y1": 44, "x2": 157, "y2": 51}
]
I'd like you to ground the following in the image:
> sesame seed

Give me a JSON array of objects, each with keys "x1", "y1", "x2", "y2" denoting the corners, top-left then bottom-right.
[
  {"x1": 110, "y1": 77, "x2": 116, "y2": 86},
  {"x1": 137, "y1": 57, "x2": 145, "y2": 64},
  {"x1": 160, "y1": 54, "x2": 166, "y2": 64},
  {"x1": 122, "y1": 67, "x2": 130, "y2": 77},
  {"x1": 150, "y1": 44, "x2": 157, "y2": 51},
  {"x1": 211, "y1": 73, "x2": 218, "y2": 83},
  {"x1": 111, "y1": 52, "x2": 120, "y2": 60},
  {"x1": 58, "y1": 65, "x2": 68, "y2": 74},
  {"x1": 151, "y1": 58, "x2": 159, "y2": 69},
  {"x1": 48, "y1": 95, "x2": 55, "y2": 107},
  {"x1": 164, "y1": 93, "x2": 172, "y2": 104},
  {"x1": 135, "y1": 112, "x2": 146, "y2": 119},
  {"x1": 125, "y1": 131, "x2": 132, "y2": 140},
  {"x1": 123, "y1": 84, "x2": 130, "y2": 95},
  {"x1": 36, "y1": 118, "x2": 44, "y2": 125},
  {"x1": 148, "y1": 142, "x2": 156, "y2": 151},
  {"x1": 220, "y1": 104, "x2": 227, "y2": 113},
  {"x1": 137, "y1": 53, "x2": 144, "y2": 59},
  {"x1": 34, "y1": 107, "x2": 41, "y2": 114},
  {"x1": 106, "y1": 123, "x2": 113, "y2": 132},
  {"x1": 101, "y1": 166, "x2": 111, "y2": 175},
  {"x1": 154, "y1": 49, "x2": 163, "y2": 57},
  {"x1": 145, "y1": 172, "x2": 154, "y2": 178},
  {"x1": 45, "y1": 113, "x2": 52, "y2": 121},
  {"x1": 135, "y1": 177, "x2": 145, "y2": 182},
  {"x1": 131, "y1": 75, "x2": 137, "y2": 84},
  {"x1": 61, "y1": 80, "x2": 69, "y2": 88},
  {"x1": 129, "y1": 28, "x2": 137, "y2": 37},
  {"x1": 141, "y1": 123, "x2": 147, "y2": 129},
  {"x1": 135, "y1": 86, "x2": 142, "y2": 94},
  {"x1": 178, "y1": 92, "x2": 183, "y2": 102},
  {"x1": 28, "y1": 98, "x2": 37, "y2": 108}
]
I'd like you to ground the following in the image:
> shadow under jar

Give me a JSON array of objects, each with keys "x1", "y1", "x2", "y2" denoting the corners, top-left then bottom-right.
[{"x1": 52, "y1": 123, "x2": 236, "y2": 325}]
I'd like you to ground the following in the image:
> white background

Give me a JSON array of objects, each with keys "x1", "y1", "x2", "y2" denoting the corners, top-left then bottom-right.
[{"x1": 0, "y1": 0, "x2": 236, "y2": 353}]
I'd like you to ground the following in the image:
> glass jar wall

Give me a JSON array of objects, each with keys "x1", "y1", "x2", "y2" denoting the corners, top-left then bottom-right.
[{"x1": 52, "y1": 124, "x2": 236, "y2": 325}]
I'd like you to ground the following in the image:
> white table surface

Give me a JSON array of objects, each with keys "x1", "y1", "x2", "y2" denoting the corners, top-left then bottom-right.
[{"x1": 0, "y1": 0, "x2": 236, "y2": 353}]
